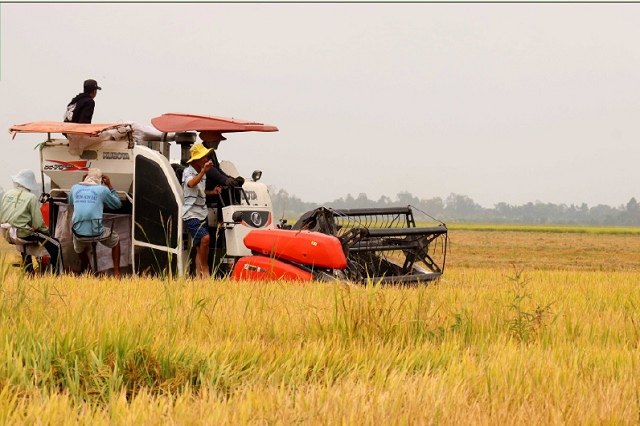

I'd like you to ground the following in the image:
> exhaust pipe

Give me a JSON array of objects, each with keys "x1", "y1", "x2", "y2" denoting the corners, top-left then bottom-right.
[{"x1": 173, "y1": 132, "x2": 197, "y2": 165}]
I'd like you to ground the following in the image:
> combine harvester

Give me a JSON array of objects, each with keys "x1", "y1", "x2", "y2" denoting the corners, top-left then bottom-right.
[{"x1": 8, "y1": 113, "x2": 447, "y2": 284}]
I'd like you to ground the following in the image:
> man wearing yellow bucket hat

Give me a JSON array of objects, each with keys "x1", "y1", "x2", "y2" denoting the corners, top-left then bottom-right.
[{"x1": 182, "y1": 143, "x2": 214, "y2": 278}]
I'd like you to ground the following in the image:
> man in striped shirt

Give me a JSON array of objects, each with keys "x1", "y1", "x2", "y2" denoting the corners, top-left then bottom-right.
[{"x1": 182, "y1": 143, "x2": 214, "y2": 278}]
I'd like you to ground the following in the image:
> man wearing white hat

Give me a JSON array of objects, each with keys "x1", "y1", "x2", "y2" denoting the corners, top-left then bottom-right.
[
  {"x1": 0, "y1": 169, "x2": 63, "y2": 274},
  {"x1": 182, "y1": 143, "x2": 214, "y2": 278}
]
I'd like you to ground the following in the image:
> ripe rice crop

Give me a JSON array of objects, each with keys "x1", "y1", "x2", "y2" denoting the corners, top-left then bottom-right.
[{"x1": 0, "y1": 226, "x2": 639, "y2": 424}]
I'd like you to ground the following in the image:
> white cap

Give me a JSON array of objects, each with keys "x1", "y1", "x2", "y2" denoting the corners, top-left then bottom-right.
[{"x1": 11, "y1": 169, "x2": 39, "y2": 193}]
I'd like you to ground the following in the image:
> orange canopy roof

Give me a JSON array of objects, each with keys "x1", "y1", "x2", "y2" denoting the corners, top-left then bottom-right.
[
  {"x1": 151, "y1": 113, "x2": 278, "y2": 133},
  {"x1": 9, "y1": 121, "x2": 130, "y2": 137}
]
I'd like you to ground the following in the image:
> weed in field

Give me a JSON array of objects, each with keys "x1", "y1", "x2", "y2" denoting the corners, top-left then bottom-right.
[
  {"x1": 449, "y1": 308, "x2": 474, "y2": 344},
  {"x1": 505, "y1": 267, "x2": 556, "y2": 343}
]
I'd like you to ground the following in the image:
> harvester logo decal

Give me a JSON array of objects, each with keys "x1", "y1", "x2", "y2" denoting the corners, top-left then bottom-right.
[
  {"x1": 242, "y1": 211, "x2": 271, "y2": 228},
  {"x1": 44, "y1": 160, "x2": 91, "y2": 171},
  {"x1": 103, "y1": 152, "x2": 130, "y2": 160},
  {"x1": 250, "y1": 212, "x2": 262, "y2": 227}
]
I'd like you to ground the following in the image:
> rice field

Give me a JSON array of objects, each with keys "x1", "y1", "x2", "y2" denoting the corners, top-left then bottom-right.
[{"x1": 1, "y1": 226, "x2": 639, "y2": 424}]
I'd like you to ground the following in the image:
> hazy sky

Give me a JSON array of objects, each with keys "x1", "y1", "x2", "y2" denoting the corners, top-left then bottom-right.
[{"x1": 1, "y1": 3, "x2": 639, "y2": 208}]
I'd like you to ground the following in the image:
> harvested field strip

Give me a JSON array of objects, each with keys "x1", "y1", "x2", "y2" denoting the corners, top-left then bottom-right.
[
  {"x1": 445, "y1": 223, "x2": 640, "y2": 234},
  {"x1": 447, "y1": 229, "x2": 640, "y2": 271}
]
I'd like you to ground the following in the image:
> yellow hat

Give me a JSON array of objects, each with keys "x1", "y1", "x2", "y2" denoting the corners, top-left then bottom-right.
[{"x1": 187, "y1": 143, "x2": 213, "y2": 163}]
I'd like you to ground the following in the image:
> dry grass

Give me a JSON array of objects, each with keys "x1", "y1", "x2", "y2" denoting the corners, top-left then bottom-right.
[
  {"x1": 0, "y1": 227, "x2": 639, "y2": 424},
  {"x1": 448, "y1": 229, "x2": 640, "y2": 271}
]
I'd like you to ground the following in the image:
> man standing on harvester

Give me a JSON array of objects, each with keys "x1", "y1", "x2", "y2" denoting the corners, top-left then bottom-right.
[
  {"x1": 182, "y1": 143, "x2": 214, "y2": 279},
  {"x1": 199, "y1": 130, "x2": 245, "y2": 206},
  {"x1": 69, "y1": 168, "x2": 122, "y2": 277}
]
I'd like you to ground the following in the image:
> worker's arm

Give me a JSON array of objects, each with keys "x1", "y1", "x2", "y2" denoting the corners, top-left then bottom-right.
[
  {"x1": 205, "y1": 166, "x2": 231, "y2": 188},
  {"x1": 102, "y1": 175, "x2": 122, "y2": 209},
  {"x1": 187, "y1": 160, "x2": 213, "y2": 188}
]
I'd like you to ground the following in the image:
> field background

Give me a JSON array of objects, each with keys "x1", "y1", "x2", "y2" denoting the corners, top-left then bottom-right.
[{"x1": 1, "y1": 225, "x2": 639, "y2": 424}]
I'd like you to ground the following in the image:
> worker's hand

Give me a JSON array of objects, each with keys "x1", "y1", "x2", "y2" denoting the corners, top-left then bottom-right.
[
  {"x1": 205, "y1": 186, "x2": 223, "y2": 196},
  {"x1": 225, "y1": 177, "x2": 238, "y2": 188},
  {"x1": 236, "y1": 176, "x2": 245, "y2": 187},
  {"x1": 102, "y1": 175, "x2": 112, "y2": 188},
  {"x1": 203, "y1": 160, "x2": 213, "y2": 172}
]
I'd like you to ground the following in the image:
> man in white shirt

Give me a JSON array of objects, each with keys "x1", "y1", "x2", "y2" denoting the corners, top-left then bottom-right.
[{"x1": 182, "y1": 143, "x2": 214, "y2": 278}]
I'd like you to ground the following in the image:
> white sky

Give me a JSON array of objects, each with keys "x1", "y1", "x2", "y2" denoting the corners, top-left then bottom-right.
[{"x1": 1, "y1": 3, "x2": 639, "y2": 208}]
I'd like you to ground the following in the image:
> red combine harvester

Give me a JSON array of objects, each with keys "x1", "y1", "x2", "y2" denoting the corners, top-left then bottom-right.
[{"x1": 8, "y1": 113, "x2": 447, "y2": 284}]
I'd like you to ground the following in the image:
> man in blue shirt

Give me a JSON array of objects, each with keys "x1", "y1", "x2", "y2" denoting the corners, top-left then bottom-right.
[{"x1": 69, "y1": 168, "x2": 122, "y2": 277}]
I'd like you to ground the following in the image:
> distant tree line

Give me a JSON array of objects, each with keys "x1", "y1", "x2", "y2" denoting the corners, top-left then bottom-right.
[{"x1": 270, "y1": 187, "x2": 640, "y2": 226}]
